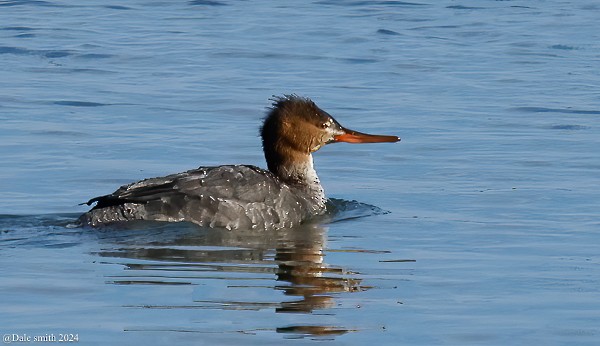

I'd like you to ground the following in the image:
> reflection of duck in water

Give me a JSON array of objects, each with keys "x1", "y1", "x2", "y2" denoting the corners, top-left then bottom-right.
[
  {"x1": 275, "y1": 227, "x2": 365, "y2": 313},
  {"x1": 98, "y1": 222, "x2": 367, "y2": 330},
  {"x1": 79, "y1": 95, "x2": 399, "y2": 230}
]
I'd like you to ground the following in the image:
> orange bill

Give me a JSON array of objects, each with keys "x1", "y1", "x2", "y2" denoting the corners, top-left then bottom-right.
[{"x1": 334, "y1": 128, "x2": 400, "y2": 143}]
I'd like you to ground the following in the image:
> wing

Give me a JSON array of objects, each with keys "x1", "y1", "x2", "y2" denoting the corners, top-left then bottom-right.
[
  {"x1": 86, "y1": 165, "x2": 281, "y2": 209},
  {"x1": 80, "y1": 165, "x2": 311, "y2": 229}
]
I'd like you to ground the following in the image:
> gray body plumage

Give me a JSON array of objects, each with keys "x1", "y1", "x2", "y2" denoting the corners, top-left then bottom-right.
[{"x1": 78, "y1": 165, "x2": 326, "y2": 230}]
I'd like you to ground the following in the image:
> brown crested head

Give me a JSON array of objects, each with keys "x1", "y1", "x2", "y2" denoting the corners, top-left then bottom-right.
[{"x1": 260, "y1": 95, "x2": 400, "y2": 176}]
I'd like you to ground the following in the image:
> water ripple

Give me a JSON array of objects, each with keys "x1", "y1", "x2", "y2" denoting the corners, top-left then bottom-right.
[
  {"x1": 548, "y1": 125, "x2": 591, "y2": 131},
  {"x1": 315, "y1": 0, "x2": 425, "y2": 6},
  {"x1": 1, "y1": 26, "x2": 35, "y2": 31},
  {"x1": 189, "y1": 0, "x2": 228, "y2": 6},
  {"x1": 0, "y1": 0, "x2": 55, "y2": 7},
  {"x1": 0, "y1": 45, "x2": 72, "y2": 58},
  {"x1": 53, "y1": 100, "x2": 110, "y2": 107},
  {"x1": 103, "y1": 5, "x2": 132, "y2": 10},
  {"x1": 0, "y1": 45, "x2": 115, "y2": 60},
  {"x1": 377, "y1": 29, "x2": 401, "y2": 36},
  {"x1": 512, "y1": 107, "x2": 600, "y2": 115}
]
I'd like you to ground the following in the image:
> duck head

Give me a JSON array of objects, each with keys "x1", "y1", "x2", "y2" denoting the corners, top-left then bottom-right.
[{"x1": 260, "y1": 95, "x2": 400, "y2": 186}]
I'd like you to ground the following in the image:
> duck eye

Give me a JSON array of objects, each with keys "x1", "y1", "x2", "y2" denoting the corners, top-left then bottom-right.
[{"x1": 321, "y1": 119, "x2": 332, "y2": 129}]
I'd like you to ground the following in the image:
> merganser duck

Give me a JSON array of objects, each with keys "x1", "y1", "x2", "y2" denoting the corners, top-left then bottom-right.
[{"x1": 78, "y1": 95, "x2": 400, "y2": 230}]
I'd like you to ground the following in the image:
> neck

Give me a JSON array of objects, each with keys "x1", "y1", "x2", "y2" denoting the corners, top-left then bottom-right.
[{"x1": 266, "y1": 150, "x2": 326, "y2": 203}]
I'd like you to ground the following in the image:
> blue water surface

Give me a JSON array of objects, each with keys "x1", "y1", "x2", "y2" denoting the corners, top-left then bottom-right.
[{"x1": 1, "y1": 0, "x2": 600, "y2": 345}]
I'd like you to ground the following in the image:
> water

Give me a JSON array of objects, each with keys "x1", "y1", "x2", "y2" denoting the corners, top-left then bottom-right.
[{"x1": 1, "y1": 0, "x2": 599, "y2": 344}]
